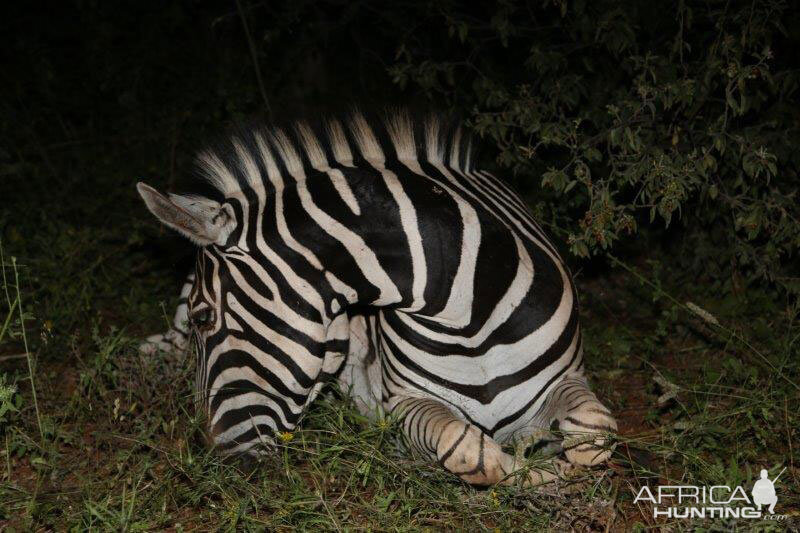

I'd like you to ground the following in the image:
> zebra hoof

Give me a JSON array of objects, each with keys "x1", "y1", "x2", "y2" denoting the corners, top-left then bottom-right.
[
  {"x1": 560, "y1": 404, "x2": 618, "y2": 466},
  {"x1": 564, "y1": 439, "x2": 614, "y2": 466}
]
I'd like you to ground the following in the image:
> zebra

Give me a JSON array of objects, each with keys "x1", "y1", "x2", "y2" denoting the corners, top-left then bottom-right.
[{"x1": 137, "y1": 111, "x2": 617, "y2": 486}]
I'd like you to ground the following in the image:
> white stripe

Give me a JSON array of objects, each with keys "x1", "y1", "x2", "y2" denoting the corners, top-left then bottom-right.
[
  {"x1": 392, "y1": 232, "x2": 534, "y2": 345},
  {"x1": 327, "y1": 168, "x2": 361, "y2": 215},
  {"x1": 296, "y1": 122, "x2": 361, "y2": 215},
  {"x1": 350, "y1": 114, "x2": 426, "y2": 310},
  {"x1": 214, "y1": 415, "x2": 279, "y2": 447},
  {"x1": 224, "y1": 312, "x2": 243, "y2": 332},
  {"x1": 326, "y1": 119, "x2": 355, "y2": 166},
  {"x1": 491, "y1": 331, "x2": 580, "y2": 441},
  {"x1": 379, "y1": 171, "x2": 426, "y2": 311},
  {"x1": 206, "y1": 336, "x2": 310, "y2": 403},
  {"x1": 499, "y1": 334, "x2": 581, "y2": 439},
  {"x1": 325, "y1": 271, "x2": 358, "y2": 303},
  {"x1": 419, "y1": 158, "x2": 480, "y2": 327},
  {"x1": 270, "y1": 126, "x2": 401, "y2": 305},
  {"x1": 449, "y1": 163, "x2": 566, "y2": 277},
  {"x1": 225, "y1": 292, "x2": 323, "y2": 371},
  {"x1": 473, "y1": 170, "x2": 559, "y2": 258},
  {"x1": 381, "y1": 266, "x2": 572, "y2": 381},
  {"x1": 224, "y1": 263, "x2": 322, "y2": 339},
  {"x1": 196, "y1": 150, "x2": 238, "y2": 196},
  {"x1": 205, "y1": 347, "x2": 318, "y2": 411},
  {"x1": 210, "y1": 388, "x2": 298, "y2": 429},
  {"x1": 255, "y1": 132, "x2": 324, "y2": 271},
  {"x1": 295, "y1": 179, "x2": 402, "y2": 305}
]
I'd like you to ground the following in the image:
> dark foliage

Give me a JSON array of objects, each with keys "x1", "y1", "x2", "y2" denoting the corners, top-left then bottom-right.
[
  {"x1": 390, "y1": 0, "x2": 800, "y2": 296},
  {"x1": 4, "y1": 1, "x2": 799, "y2": 299}
]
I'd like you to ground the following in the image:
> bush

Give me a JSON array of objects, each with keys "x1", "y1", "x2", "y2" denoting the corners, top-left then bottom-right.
[{"x1": 390, "y1": 0, "x2": 800, "y2": 296}]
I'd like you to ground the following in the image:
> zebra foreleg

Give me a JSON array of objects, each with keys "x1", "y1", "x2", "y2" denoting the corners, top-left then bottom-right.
[
  {"x1": 391, "y1": 397, "x2": 562, "y2": 486},
  {"x1": 549, "y1": 374, "x2": 617, "y2": 466},
  {"x1": 335, "y1": 314, "x2": 382, "y2": 417},
  {"x1": 139, "y1": 273, "x2": 194, "y2": 355}
]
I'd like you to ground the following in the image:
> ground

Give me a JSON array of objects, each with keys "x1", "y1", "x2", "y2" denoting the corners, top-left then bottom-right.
[{"x1": 1, "y1": 209, "x2": 798, "y2": 530}]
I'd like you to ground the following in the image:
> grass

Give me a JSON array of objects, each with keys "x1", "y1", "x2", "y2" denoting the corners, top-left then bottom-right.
[{"x1": 1, "y1": 214, "x2": 799, "y2": 531}]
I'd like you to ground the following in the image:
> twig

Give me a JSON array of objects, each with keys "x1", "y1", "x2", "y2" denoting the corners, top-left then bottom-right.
[
  {"x1": 235, "y1": 0, "x2": 272, "y2": 117},
  {"x1": 4, "y1": 433, "x2": 10, "y2": 482},
  {"x1": 311, "y1": 476, "x2": 343, "y2": 533},
  {"x1": 786, "y1": 398, "x2": 797, "y2": 485},
  {"x1": 0, "y1": 353, "x2": 28, "y2": 362},
  {"x1": 0, "y1": 299, "x2": 18, "y2": 344},
  {"x1": 0, "y1": 240, "x2": 12, "y2": 309},
  {"x1": 12, "y1": 256, "x2": 44, "y2": 441}
]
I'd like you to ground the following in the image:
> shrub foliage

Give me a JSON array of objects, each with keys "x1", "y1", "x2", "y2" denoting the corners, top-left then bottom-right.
[{"x1": 390, "y1": 0, "x2": 800, "y2": 295}]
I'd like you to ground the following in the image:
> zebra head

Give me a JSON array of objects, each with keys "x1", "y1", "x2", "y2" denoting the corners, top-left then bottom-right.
[{"x1": 137, "y1": 182, "x2": 334, "y2": 455}]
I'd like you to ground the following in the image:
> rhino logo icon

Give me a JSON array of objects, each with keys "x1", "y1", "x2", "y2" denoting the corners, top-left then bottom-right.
[{"x1": 751, "y1": 468, "x2": 785, "y2": 515}]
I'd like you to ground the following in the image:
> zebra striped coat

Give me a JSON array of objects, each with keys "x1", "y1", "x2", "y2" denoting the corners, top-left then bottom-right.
[{"x1": 138, "y1": 112, "x2": 616, "y2": 486}]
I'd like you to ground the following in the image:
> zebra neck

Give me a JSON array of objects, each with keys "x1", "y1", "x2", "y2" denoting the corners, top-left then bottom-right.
[{"x1": 282, "y1": 170, "x2": 420, "y2": 311}]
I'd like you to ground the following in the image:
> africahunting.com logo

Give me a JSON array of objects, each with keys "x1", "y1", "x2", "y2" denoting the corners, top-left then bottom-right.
[{"x1": 633, "y1": 467, "x2": 787, "y2": 520}]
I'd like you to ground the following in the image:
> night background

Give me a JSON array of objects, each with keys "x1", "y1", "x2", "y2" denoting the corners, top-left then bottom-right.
[{"x1": 1, "y1": 0, "x2": 799, "y2": 530}]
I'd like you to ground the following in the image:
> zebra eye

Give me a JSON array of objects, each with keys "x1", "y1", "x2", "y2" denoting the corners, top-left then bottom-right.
[{"x1": 191, "y1": 308, "x2": 215, "y2": 328}]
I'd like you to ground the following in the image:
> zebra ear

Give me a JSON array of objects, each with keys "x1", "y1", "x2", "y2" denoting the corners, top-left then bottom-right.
[{"x1": 137, "y1": 182, "x2": 235, "y2": 246}]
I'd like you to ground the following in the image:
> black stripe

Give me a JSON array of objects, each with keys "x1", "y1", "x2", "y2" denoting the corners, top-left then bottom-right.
[
  {"x1": 454, "y1": 432, "x2": 486, "y2": 477},
  {"x1": 209, "y1": 379, "x2": 302, "y2": 425},
  {"x1": 380, "y1": 310, "x2": 579, "y2": 405},
  {"x1": 437, "y1": 424, "x2": 469, "y2": 465},
  {"x1": 564, "y1": 416, "x2": 615, "y2": 432},
  {"x1": 379, "y1": 336, "x2": 487, "y2": 432},
  {"x1": 206, "y1": 349, "x2": 309, "y2": 405},
  {"x1": 488, "y1": 334, "x2": 583, "y2": 435}
]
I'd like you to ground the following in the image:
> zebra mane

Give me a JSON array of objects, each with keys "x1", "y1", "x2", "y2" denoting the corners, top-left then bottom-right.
[{"x1": 193, "y1": 110, "x2": 476, "y2": 198}]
